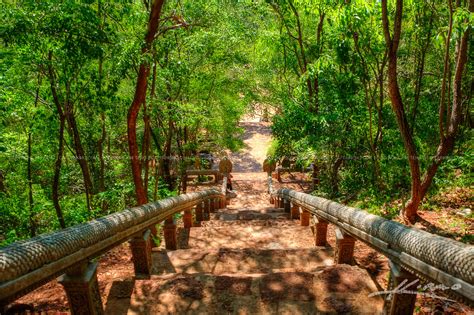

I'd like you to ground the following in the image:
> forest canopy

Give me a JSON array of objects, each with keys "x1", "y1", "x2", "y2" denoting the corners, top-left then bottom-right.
[{"x1": 0, "y1": 0, "x2": 472, "y2": 244}]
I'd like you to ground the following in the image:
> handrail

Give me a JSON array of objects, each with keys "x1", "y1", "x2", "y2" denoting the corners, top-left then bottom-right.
[
  {"x1": 0, "y1": 189, "x2": 223, "y2": 304},
  {"x1": 273, "y1": 188, "x2": 473, "y2": 304},
  {"x1": 185, "y1": 169, "x2": 221, "y2": 180}
]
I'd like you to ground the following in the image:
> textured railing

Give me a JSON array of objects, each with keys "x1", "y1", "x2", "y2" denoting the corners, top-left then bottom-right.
[
  {"x1": 0, "y1": 189, "x2": 224, "y2": 308},
  {"x1": 272, "y1": 188, "x2": 473, "y2": 305}
]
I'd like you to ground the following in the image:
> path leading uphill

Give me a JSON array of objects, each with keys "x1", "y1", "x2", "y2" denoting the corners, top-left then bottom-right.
[
  {"x1": 105, "y1": 120, "x2": 384, "y2": 314},
  {"x1": 10, "y1": 118, "x2": 472, "y2": 314},
  {"x1": 227, "y1": 119, "x2": 272, "y2": 173}
]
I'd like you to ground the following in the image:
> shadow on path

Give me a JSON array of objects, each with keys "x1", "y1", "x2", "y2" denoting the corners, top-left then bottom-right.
[{"x1": 228, "y1": 122, "x2": 272, "y2": 173}]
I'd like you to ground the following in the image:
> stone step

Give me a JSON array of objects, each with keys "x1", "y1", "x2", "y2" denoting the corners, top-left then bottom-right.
[
  {"x1": 189, "y1": 225, "x2": 316, "y2": 249},
  {"x1": 152, "y1": 248, "x2": 334, "y2": 275},
  {"x1": 104, "y1": 265, "x2": 384, "y2": 314},
  {"x1": 210, "y1": 208, "x2": 289, "y2": 221},
  {"x1": 199, "y1": 208, "x2": 294, "y2": 227},
  {"x1": 199, "y1": 219, "x2": 296, "y2": 228}
]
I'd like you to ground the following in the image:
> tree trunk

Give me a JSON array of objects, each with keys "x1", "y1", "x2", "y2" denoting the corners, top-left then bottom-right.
[
  {"x1": 98, "y1": 112, "x2": 106, "y2": 193},
  {"x1": 142, "y1": 102, "x2": 151, "y2": 195},
  {"x1": 52, "y1": 115, "x2": 66, "y2": 229},
  {"x1": 382, "y1": 0, "x2": 471, "y2": 223},
  {"x1": 382, "y1": 0, "x2": 421, "y2": 223},
  {"x1": 128, "y1": 0, "x2": 165, "y2": 206},
  {"x1": 65, "y1": 101, "x2": 94, "y2": 212},
  {"x1": 47, "y1": 51, "x2": 94, "y2": 212},
  {"x1": 27, "y1": 129, "x2": 36, "y2": 237},
  {"x1": 410, "y1": 10, "x2": 434, "y2": 134},
  {"x1": 330, "y1": 157, "x2": 343, "y2": 197},
  {"x1": 162, "y1": 116, "x2": 174, "y2": 190},
  {"x1": 0, "y1": 170, "x2": 6, "y2": 193}
]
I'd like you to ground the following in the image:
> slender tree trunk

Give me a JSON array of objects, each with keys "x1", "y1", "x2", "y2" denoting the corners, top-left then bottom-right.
[
  {"x1": 142, "y1": 102, "x2": 151, "y2": 195},
  {"x1": 142, "y1": 60, "x2": 158, "y2": 198},
  {"x1": 27, "y1": 130, "x2": 36, "y2": 237},
  {"x1": 330, "y1": 157, "x2": 343, "y2": 197},
  {"x1": 418, "y1": 0, "x2": 472, "y2": 200},
  {"x1": 52, "y1": 115, "x2": 66, "y2": 229},
  {"x1": 312, "y1": 12, "x2": 325, "y2": 114},
  {"x1": 382, "y1": 0, "x2": 421, "y2": 223},
  {"x1": 439, "y1": 0, "x2": 454, "y2": 139},
  {"x1": 162, "y1": 116, "x2": 174, "y2": 189},
  {"x1": 0, "y1": 171, "x2": 5, "y2": 193},
  {"x1": 411, "y1": 10, "x2": 434, "y2": 134},
  {"x1": 65, "y1": 101, "x2": 94, "y2": 211},
  {"x1": 27, "y1": 84, "x2": 42, "y2": 236},
  {"x1": 47, "y1": 51, "x2": 94, "y2": 212},
  {"x1": 128, "y1": 0, "x2": 165, "y2": 206},
  {"x1": 97, "y1": 9, "x2": 106, "y2": 195},
  {"x1": 98, "y1": 113, "x2": 106, "y2": 193},
  {"x1": 382, "y1": 0, "x2": 472, "y2": 223}
]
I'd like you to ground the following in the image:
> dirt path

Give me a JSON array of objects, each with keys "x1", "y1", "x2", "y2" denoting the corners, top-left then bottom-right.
[
  {"x1": 10, "y1": 117, "x2": 473, "y2": 315},
  {"x1": 227, "y1": 118, "x2": 272, "y2": 173},
  {"x1": 224, "y1": 119, "x2": 273, "y2": 211}
]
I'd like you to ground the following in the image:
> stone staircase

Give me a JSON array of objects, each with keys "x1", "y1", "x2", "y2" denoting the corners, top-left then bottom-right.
[{"x1": 104, "y1": 176, "x2": 384, "y2": 314}]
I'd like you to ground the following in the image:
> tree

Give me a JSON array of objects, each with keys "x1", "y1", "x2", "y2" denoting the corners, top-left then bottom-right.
[
  {"x1": 382, "y1": 0, "x2": 472, "y2": 223},
  {"x1": 128, "y1": 0, "x2": 166, "y2": 206}
]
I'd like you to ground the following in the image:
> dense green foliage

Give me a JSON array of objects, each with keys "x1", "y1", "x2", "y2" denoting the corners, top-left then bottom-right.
[
  {"x1": 265, "y1": 0, "x2": 472, "y2": 214},
  {"x1": 0, "y1": 0, "x2": 472, "y2": 243},
  {"x1": 0, "y1": 0, "x2": 266, "y2": 243}
]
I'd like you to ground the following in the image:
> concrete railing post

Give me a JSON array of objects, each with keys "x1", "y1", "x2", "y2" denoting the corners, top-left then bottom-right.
[
  {"x1": 385, "y1": 261, "x2": 418, "y2": 315},
  {"x1": 183, "y1": 208, "x2": 193, "y2": 228},
  {"x1": 300, "y1": 209, "x2": 310, "y2": 226},
  {"x1": 195, "y1": 202, "x2": 203, "y2": 223},
  {"x1": 314, "y1": 217, "x2": 328, "y2": 246},
  {"x1": 291, "y1": 203, "x2": 300, "y2": 219},
  {"x1": 58, "y1": 261, "x2": 103, "y2": 315},
  {"x1": 182, "y1": 174, "x2": 187, "y2": 193},
  {"x1": 214, "y1": 197, "x2": 220, "y2": 211},
  {"x1": 209, "y1": 198, "x2": 216, "y2": 213},
  {"x1": 164, "y1": 216, "x2": 177, "y2": 250},
  {"x1": 129, "y1": 229, "x2": 152, "y2": 277},
  {"x1": 284, "y1": 198, "x2": 291, "y2": 213},
  {"x1": 204, "y1": 198, "x2": 211, "y2": 220},
  {"x1": 334, "y1": 228, "x2": 355, "y2": 264}
]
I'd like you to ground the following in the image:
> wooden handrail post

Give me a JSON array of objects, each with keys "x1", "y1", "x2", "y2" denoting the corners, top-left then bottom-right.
[
  {"x1": 314, "y1": 217, "x2": 328, "y2": 246},
  {"x1": 291, "y1": 203, "x2": 300, "y2": 219},
  {"x1": 300, "y1": 208, "x2": 310, "y2": 226},
  {"x1": 129, "y1": 229, "x2": 152, "y2": 277},
  {"x1": 183, "y1": 208, "x2": 193, "y2": 228},
  {"x1": 195, "y1": 201, "x2": 203, "y2": 223},
  {"x1": 58, "y1": 261, "x2": 103, "y2": 315},
  {"x1": 164, "y1": 216, "x2": 177, "y2": 250},
  {"x1": 385, "y1": 261, "x2": 418, "y2": 315},
  {"x1": 334, "y1": 228, "x2": 355, "y2": 264}
]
